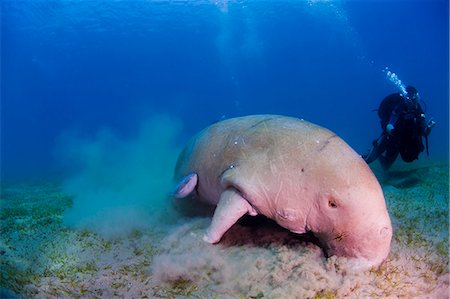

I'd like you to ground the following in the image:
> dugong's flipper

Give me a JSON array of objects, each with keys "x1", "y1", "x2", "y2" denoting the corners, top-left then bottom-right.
[
  {"x1": 203, "y1": 189, "x2": 257, "y2": 243},
  {"x1": 174, "y1": 172, "x2": 198, "y2": 198}
]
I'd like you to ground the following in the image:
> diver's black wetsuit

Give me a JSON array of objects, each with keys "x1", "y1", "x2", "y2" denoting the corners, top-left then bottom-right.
[{"x1": 363, "y1": 92, "x2": 431, "y2": 171}]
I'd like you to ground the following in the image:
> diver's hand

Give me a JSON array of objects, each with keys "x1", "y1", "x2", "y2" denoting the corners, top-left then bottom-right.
[
  {"x1": 425, "y1": 118, "x2": 436, "y2": 136},
  {"x1": 386, "y1": 124, "x2": 395, "y2": 136},
  {"x1": 427, "y1": 118, "x2": 436, "y2": 129}
]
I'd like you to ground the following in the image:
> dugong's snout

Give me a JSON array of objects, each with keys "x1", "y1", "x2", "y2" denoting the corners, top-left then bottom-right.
[
  {"x1": 305, "y1": 157, "x2": 393, "y2": 271},
  {"x1": 308, "y1": 186, "x2": 393, "y2": 271},
  {"x1": 322, "y1": 218, "x2": 392, "y2": 271}
]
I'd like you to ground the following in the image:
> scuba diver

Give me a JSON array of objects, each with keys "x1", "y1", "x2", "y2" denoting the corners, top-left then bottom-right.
[{"x1": 363, "y1": 85, "x2": 436, "y2": 171}]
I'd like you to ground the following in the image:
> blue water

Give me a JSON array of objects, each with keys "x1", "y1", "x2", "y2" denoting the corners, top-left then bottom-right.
[{"x1": 2, "y1": 0, "x2": 449, "y2": 181}]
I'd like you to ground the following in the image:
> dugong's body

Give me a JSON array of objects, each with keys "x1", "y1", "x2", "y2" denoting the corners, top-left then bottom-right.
[{"x1": 174, "y1": 115, "x2": 392, "y2": 270}]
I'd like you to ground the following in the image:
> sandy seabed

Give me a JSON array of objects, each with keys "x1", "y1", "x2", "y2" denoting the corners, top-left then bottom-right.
[{"x1": 1, "y1": 163, "x2": 449, "y2": 298}]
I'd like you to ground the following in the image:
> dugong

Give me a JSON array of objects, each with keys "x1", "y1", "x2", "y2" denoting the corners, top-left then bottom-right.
[{"x1": 174, "y1": 115, "x2": 392, "y2": 270}]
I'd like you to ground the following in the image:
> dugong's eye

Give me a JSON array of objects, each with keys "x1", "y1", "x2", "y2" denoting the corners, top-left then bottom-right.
[{"x1": 328, "y1": 199, "x2": 338, "y2": 209}]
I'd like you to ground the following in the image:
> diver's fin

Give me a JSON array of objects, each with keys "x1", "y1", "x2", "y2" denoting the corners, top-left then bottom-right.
[
  {"x1": 203, "y1": 188, "x2": 255, "y2": 244},
  {"x1": 174, "y1": 172, "x2": 198, "y2": 198}
]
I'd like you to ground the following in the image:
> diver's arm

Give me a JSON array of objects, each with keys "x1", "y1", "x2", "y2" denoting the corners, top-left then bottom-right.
[{"x1": 386, "y1": 109, "x2": 400, "y2": 135}]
